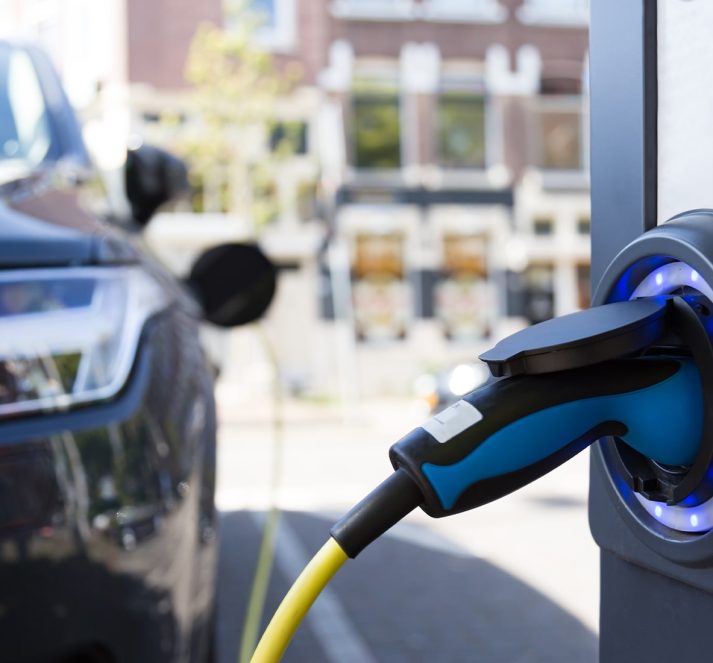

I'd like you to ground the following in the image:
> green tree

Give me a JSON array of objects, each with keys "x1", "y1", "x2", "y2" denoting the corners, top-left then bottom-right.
[{"x1": 167, "y1": 2, "x2": 301, "y2": 225}]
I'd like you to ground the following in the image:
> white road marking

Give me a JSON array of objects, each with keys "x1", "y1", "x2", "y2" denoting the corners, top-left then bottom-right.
[{"x1": 249, "y1": 512, "x2": 377, "y2": 663}]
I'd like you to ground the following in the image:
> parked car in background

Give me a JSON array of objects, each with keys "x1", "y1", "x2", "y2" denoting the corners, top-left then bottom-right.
[
  {"x1": 0, "y1": 41, "x2": 276, "y2": 663},
  {"x1": 414, "y1": 361, "x2": 490, "y2": 414}
]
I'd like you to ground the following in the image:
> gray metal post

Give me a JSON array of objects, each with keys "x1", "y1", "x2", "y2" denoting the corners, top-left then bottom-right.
[
  {"x1": 590, "y1": 1, "x2": 713, "y2": 660},
  {"x1": 590, "y1": 0, "x2": 657, "y2": 286}
]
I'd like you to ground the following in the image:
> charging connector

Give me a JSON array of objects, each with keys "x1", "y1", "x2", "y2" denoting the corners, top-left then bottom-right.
[
  {"x1": 330, "y1": 356, "x2": 701, "y2": 552},
  {"x1": 330, "y1": 469, "x2": 423, "y2": 558},
  {"x1": 250, "y1": 297, "x2": 710, "y2": 662}
]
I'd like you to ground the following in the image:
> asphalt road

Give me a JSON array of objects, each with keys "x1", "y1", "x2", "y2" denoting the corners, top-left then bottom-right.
[{"x1": 214, "y1": 392, "x2": 599, "y2": 662}]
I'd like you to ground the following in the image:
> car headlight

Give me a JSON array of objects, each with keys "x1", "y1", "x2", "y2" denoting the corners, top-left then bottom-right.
[
  {"x1": 447, "y1": 363, "x2": 488, "y2": 397},
  {"x1": 0, "y1": 266, "x2": 169, "y2": 417}
]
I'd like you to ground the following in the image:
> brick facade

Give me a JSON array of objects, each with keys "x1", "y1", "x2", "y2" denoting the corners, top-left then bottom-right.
[
  {"x1": 126, "y1": 0, "x2": 223, "y2": 89},
  {"x1": 125, "y1": 1, "x2": 588, "y2": 93}
]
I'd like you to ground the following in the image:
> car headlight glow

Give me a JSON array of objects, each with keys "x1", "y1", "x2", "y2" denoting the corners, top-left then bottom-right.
[
  {"x1": 0, "y1": 266, "x2": 168, "y2": 417},
  {"x1": 447, "y1": 363, "x2": 487, "y2": 397}
]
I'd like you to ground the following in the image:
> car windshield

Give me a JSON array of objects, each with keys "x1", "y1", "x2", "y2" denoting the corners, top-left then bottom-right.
[{"x1": 0, "y1": 43, "x2": 52, "y2": 183}]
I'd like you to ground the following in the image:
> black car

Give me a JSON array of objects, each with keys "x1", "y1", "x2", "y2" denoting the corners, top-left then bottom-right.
[{"x1": 0, "y1": 41, "x2": 276, "y2": 662}]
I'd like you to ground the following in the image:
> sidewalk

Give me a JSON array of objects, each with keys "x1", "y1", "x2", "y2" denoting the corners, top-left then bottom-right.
[{"x1": 215, "y1": 390, "x2": 599, "y2": 661}]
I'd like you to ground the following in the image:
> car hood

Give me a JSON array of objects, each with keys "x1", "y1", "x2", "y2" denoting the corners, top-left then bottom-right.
[{"x1": 0, "y1": 199, "x2": 138, "y2": 268}]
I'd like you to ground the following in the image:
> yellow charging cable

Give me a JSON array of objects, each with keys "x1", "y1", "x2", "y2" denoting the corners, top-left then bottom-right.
[
  {"x1": 239, "y1": 325, "x2": 286, "y2": 663},
  {"x1": 250, "y1": 537, "x2": 348, "y2": 663},
  {"x1": 249, "y1": 470, "x2": 423, "y2": 661}
]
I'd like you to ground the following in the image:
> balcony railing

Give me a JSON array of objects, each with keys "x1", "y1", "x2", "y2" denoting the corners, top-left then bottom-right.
[
  {"x1": 420, "y1": 0, "x2": 507, "y2": 23},
  {"x1": 331, "y1": 0, "x2": 507, "y2": 23},
  {"x1": 330, "y1": 0, "x2": 417, "y2": 21},
  {"x1": 517, "y1": 0, "x2": 588, "y2": 27}
]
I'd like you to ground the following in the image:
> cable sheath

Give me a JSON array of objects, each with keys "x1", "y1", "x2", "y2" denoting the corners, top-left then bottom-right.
[
  {"x1": 250, "y1": 537, "x2": 348, "y2": 663},
  {"x1": 239, "y1": 326, "x2": 286, "y2": 662}
]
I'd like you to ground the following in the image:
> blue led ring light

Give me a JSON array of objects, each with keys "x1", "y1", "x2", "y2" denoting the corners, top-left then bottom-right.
[
  {"x1": 588, "y1": 211, "x2": 713, "y2": 564},
  {"x1": 630, "y1": 261, "x2": 713, "y2": 532},
  {"x1": 631, "y1": 262, "x2": 713, "y2": 305}
]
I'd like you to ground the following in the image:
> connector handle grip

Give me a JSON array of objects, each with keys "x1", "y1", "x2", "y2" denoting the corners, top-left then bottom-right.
[{"x1": 390, "y1": 357, "x2": 702, "y2": 517}]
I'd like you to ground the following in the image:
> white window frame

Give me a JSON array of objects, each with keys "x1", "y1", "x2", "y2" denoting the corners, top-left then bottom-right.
[{"x1": 250, "y1": 0, "x2": 296, "y2": 52}]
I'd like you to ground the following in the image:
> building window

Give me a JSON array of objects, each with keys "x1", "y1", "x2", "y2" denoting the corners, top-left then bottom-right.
[
  {"x1": 227, "y1": 0, "x2": 296, "y2": 51},
  {"x1": 533, "y1": 217, "x2": 554, "y2": 236},
  {"x1": 524, "y1": 263, "x2": 555, "y2": 323},
  {"x1": 576, "y1": 263, "x2": 591, "y2": 309},
  {"x1": 533, "y1": 96, "x2": 583, "y2": 171},
  {"x1": 577, "y1": 217, "x2": 591, "y2": 235},
  {"x1": 352, "y1": 92, "x2": 402, "y2": 169},
  {"x1": 507, "y1": 263, "x2": 555, "y2": 324},
  {"x1": 437, "y1": 93, "x2": 486, "y2": 169},
  {"x1": 436, "y1": 235, "x2": 490, "y2": 340},
  {"x1": 250, "y1": 0, "x2": 277, "y2": 26},
  {"x1": 352, "y1": 234, "x2": 408, "y2": 342}
]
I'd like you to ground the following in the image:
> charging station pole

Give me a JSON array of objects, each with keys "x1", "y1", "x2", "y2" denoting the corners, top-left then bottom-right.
[{"x1": 590, "y1": 1, "x2": 713, "y2": 660}]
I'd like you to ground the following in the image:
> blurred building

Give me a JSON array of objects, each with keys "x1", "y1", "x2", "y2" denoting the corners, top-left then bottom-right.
[
  {"x1": 297, "y1": 0, "x2": 591, "y2": 394},
  {"x1": 0, "y1": 0, "x2": 591, "y2": 397}
]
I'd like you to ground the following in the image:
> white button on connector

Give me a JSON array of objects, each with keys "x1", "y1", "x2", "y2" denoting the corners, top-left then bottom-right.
[{"x1": 421, "y1": 400, "x2": 483, "y2": 444}]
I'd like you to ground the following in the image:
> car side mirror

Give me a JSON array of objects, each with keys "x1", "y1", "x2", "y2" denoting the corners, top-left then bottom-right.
[
  {"x1": 125, "y1": 144, "x2": 189, "y2": 226},
  {"x1": 188, "y1": 243, "x2": 277, "y2": 327}
]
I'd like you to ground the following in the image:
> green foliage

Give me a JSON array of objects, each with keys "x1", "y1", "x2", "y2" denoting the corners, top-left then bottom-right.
[
  {"x1": 165, "y1": 0, "x2": 301, "y2": 223},
  {"x1": 250, "y1": 162, "x2": 280, "y2": 226},
  {"x1": 269, "y1": 120, "x2": 307, "y2": 156},
  {"x1": 52, "y1": 352, "x2": 82, "y2": 393}
]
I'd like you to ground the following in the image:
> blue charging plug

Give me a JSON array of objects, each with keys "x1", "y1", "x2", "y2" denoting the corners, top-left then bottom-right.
[
  {"x1": 331, "y1": 355, "x2": 703, "y2": 557},
  {"x1": 390, "y1": 356, "x2": 702, "y2": 517},
  {"x1": 330, "y1": 298, "x2": 709, "y2": 558}
]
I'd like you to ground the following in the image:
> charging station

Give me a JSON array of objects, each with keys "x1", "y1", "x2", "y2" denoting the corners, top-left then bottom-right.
[
  {"x1": 590, "y1": 1, "x2": 713, "y2": 660},
  {"x1": 252, "y1": 4, "x2": 713, "y2": 660}
]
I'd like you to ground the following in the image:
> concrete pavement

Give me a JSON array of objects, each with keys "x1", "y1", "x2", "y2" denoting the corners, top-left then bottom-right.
[{"x1": 214, "y1": 391, "x2": 599, "y2": 662}]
